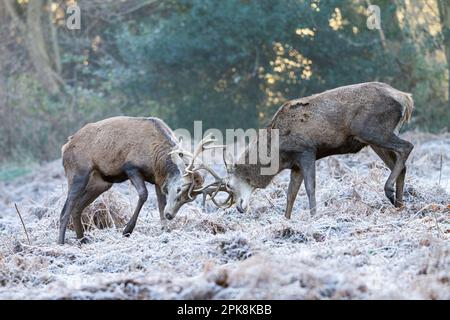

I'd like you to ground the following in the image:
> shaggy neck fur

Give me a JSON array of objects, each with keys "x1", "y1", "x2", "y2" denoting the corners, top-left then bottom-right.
[
  {"x1": 150, "y1": 131, "x2": 180, "y2": 186},
  {"x1": 234, "y1": 129, "x2": 281, "y2": 189},
  {"x1": 234, "y1": 163, "x2": 277, "y2": 189}
]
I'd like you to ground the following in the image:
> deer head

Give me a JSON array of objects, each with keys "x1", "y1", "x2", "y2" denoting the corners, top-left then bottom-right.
[
  {"x1": 220, "y1": 150, "x2": 256, "y2": 213},
  {"x1": 166, "y1": 134, "x2": 234, "y2": 219}
]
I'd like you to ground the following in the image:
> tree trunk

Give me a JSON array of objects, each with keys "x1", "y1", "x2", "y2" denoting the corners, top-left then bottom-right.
[
  {"x1": 438, "y1": 0, "x2": 450, "y2": 110},
  {"x1": 48, "y1": 5, "x2": 62, "y2": 75},
  {"x1": 26, "y1": 0, "x2": 60, "y2": 94},
  {"x1": 4, "y1": 0, "x2": 60, "y2": 94}
]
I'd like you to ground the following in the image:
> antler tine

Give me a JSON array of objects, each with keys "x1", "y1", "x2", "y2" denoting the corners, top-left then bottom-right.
[
  {"x1": 187, "y1": 179, "x2": 196, "y2": 200},
  {"x1": 210, "y1": 191, "x2": 234, "y2": 209},
  {"x1": 190, "y1": 163, "x2": 222, "y2": 180},
  {"x1": 179, "y1": 134, "x2": 234, "y2": 209},
  {"x1": 193, "y1": 180, "x2": 221, "y2": 194},
  {"x1": 193, "y1": 180, "x2": 234, "y2": 209},
  {"x1": 185, "y1": 134, "x2": 216, "y2": 172}
]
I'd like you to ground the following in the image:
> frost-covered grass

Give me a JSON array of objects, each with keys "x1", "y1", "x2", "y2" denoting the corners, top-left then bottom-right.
[{"x1": 0, "y1": 132, "x2": 449, "y2": 299}]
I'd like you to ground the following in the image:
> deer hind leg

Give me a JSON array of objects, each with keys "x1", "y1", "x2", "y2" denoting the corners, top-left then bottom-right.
[
  {"x1": 371, "y1": 146, "x2": 407, "y2": 207},
  {"x1": 59, "y1": 172, "x2": 90, "y2": 244},
  {"x1": 73, "y1": 173, "x2": 112, "y2": 242},
  {"x1": 361, "y1": 134, "x2": 413, "y2": 206},
  {"x1": 59, "y1": 171, "x2": 111, "y2": 244},
  {"x1": 298, "y1": 151, "x2": 317, "y2": 216},
  {"x1": 123, "y1": 168, "x2": 148, "y2": 237},
  {"x1": 285, "y1": 167, "x2": 303, "y2": 219},
  {"x1": 395, "y1": 167, "x2": 407, "y2": 207}
]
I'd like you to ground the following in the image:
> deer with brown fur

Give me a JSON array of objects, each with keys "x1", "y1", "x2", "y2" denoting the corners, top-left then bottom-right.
[
  {"x1": 223, "y1": 82, "x2": 414, "y2": 218},
  {"x1": 59, "y1": 116, "x2": 227, "y2": 244}
]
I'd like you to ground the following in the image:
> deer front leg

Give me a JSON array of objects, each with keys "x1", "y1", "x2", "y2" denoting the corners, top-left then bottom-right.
[
  {"x1": 299, "y1": 151, "x2": 317, "y2": 216},
  {"x1": 285, "y1": 168, "x2": 303, "y2": 219},
  {"x1": 155, "y1": 185, "x2": 167, "y2": 221},
  {"x1": 123, "y1": 169, "x2": 148, "y2": 237}
]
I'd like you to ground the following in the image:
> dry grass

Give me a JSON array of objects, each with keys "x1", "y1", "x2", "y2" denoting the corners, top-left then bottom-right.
[{"x1": 0, "y1": 132, "x2": 449, "y2": 299}]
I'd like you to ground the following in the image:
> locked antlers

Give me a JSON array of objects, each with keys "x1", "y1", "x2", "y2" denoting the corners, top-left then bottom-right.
[{"x1": 169, "y1": 134, "x2": 234, "y2": 208}]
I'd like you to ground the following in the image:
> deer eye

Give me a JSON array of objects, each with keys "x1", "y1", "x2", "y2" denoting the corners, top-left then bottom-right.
[
  {"x1": 179, "y1": 153, "x2": 183, "y2": 158},
  {"x1": 177, "y1": 187, "x2": 181, "y2": 193}
]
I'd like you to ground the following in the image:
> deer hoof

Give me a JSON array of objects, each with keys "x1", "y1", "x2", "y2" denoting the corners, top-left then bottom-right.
[
  {"x1": 78, "y1": 236, "x2": 91, "y2": 244},
  {"x1": 394, "y1": 200, "x2": 404, "y2": 208},
  {"x1": 384, "y1": 187, "x2": 395, "y2": 205},
  {"x1": 123, "y1": 223, "x2": 135, "y2": 237}
]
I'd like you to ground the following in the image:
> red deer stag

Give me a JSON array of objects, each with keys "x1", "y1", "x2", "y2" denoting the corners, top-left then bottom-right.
[
  {"x1": 59, "y1": 117, "x2": 228, "y2": 244},
  {"x1": 224, "y1": 82, "x2": 414, "y2": 218}
]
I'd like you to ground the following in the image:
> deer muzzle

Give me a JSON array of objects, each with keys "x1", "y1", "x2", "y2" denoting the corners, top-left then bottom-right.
[{"x1": 165, "y1": 213, "x2": 174, "y2": 220}]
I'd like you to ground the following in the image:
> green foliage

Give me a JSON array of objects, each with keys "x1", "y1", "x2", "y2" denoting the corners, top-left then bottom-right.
[
  {"x1": 1, "y1": 0, "x2": 448, "y2": 165},
  {"x1": 100, "y1": 0, "x2": 448, "y2": 131},
  {"x1": 0, "y1": 165, "x2": 32, "y2": 182}
]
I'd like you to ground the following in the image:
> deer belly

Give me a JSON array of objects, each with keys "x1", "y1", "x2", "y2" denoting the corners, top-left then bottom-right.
[{"x1": 316, "y1": 137, "x2": 366, "y2": 159}]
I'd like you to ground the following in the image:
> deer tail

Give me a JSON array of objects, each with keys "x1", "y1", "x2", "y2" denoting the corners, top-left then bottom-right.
[
  {"x1": 391, "y1": 90, "x2": 414, "y2": 131},
  {"x1": 400, "y1": 92, "x2": 414, "y2": 124}
]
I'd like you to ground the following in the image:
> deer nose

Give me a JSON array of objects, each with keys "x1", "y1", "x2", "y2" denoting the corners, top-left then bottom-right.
[
  {"x1": 165, "y1": 213, "x2": 174, "y2": 220},
  {"x1": 236, "y1": 200, "x2": 244, "y2": 213}
]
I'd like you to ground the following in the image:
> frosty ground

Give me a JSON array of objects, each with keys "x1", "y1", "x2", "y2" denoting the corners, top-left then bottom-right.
[{"x1": 0, "y1": 132, "x2": 449, "y2": 299}]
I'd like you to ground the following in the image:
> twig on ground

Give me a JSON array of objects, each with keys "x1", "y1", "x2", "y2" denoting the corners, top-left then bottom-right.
[
  {"x1": 14, "y1": 203, "x2": 31, "y2": 245},
  {"x1": 405, "y1": 203, "x2": 434, "y2": 225},
  {"x1": 261, "y1": 191, "x2": 279, "y2": 213}
]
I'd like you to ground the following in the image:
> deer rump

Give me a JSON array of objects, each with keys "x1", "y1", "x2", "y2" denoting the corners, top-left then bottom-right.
[{"x1": 271, "y1": 82, "x2": 413, "y2": 155}]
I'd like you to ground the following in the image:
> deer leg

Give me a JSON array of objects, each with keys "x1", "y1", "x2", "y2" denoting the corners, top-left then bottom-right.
[
  {"x1": 365, "y1": 135, "x2": 413, "y2": 206},
  {"x1": 155, "y1": 185, "x2": 167, "y2": 221},
  {"x1": 59, "y1": 201, "x2": 70, "y2": 245},
  {"x1": 395, "y1": 167, "x2": 406, "y2": 207},
  {"x1": 59, "y1": 172, "x2": 90, "y2": 245},
  {"x1": 123, "y1": 169, "x2": 148, "y2": 237},
  {"x1": 72, "y1": 175, "x2": 112, "y2": 242},
  {"x1": 371, "y1": 146, "x2": 395, "y2": 170},
  {"x1": 298, "y1": 151, "x2": 317, "y2": 216},
  {"x1": 285, "y1": 167, "x2": 303, "y2": 219},
  {"x1": 371, "y1": 146, "x2": 406, "y2": 207}
]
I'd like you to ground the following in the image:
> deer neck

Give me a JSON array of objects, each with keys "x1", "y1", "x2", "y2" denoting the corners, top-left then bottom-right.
[
  {"x1": 233, "y1": 128, "x2": 284, "y2": 188},
  {"x1": 234, "y1": 163, "x2": 278, "y2": 189},
  {"x1": 154, "y1": 144, "x2": 179, "y2": 186}
]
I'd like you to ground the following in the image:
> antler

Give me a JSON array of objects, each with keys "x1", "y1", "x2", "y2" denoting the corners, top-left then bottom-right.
[
  {"x1": 193, "y1": 180, "x2": 234, "y2": 209},
  {"x1": 184, "y1": 134, "x2": 222, "y2": 175},
  {"x1": 175, "y1": 134, "x2": 234, "y2": 207},
  {"x1": 168, "y1": 134, "x2": 234, "y2": 207}
]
